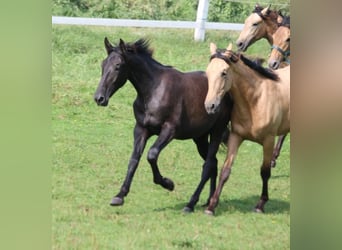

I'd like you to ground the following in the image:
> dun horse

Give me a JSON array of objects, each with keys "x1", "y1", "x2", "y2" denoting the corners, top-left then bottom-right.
[
  {"x1": 204, "y1": 43, "x2": 290, "y2": 215},
  {"x1": 268, "y1": 16, "x2": 291, "y2": 70},
  {"x1": 237, "y1": 4, "x2": 288, "y2": 167},
  {"x1": 236, "y1": 4, "x2": 283, "y2": 52},
  {"x1": 94, "y1": 38, "x2": 233, "y2": 212}
]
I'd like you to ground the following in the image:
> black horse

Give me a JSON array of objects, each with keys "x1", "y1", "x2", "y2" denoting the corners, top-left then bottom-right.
[{"x1": 94, "y1": 38, "x2": 233, "y2": 212}]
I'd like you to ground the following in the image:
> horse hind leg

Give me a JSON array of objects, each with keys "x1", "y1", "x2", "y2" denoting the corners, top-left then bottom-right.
[
  {"x1": 193, "y1": 135, "x2": 209, "y2": 160},
  {"x1": 184, "y1": 129, "x2": 223, "y2": 213},
  {"x1": 271, "y1": 134, "x2": 287, "y2": 168},
  {"x1": 254, "y1": 137, "x2": 275, "y2": 213},
  {"x1": 254, "y1": 164, "x2": 271, "y2": 213},
  {"x1": 183, "y1": 156, "x2": 217, "y2": 213},
  {"x1": 147, "y1": 123, "x2": 175, "y2": 191}
]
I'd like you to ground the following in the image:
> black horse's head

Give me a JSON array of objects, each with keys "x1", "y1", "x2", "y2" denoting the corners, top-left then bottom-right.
[{"x1": 94, "y1": 37, "x2": 129, "y2": 106}]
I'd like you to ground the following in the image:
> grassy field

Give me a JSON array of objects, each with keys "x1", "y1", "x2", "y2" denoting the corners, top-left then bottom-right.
[{"x1": 52, "y1": 25, "x2": 290, "y2": 249}]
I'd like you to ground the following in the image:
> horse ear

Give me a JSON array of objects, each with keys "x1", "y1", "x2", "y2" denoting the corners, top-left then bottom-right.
[
  {"x1": 226, "y1": 43, "x2": 233, "y2": 51},
  {"x1": 223, "y1": 43, "x2": 233, "y2": 60},
  {"x1": 119, "y1": 38, "x2": 127, "y2": 54},
  {"x1": 254, "y1": 3, "x2": 263, "y2": 13},
  {"x1": 261, "y1": 4, "x2": 271, "y2": 16},
  {"x1": 104, "y1": 37, "x2": 113, "y2": 54},
  {"x1": 210, "y1": 43, "x2": 217, "y2": 55}
]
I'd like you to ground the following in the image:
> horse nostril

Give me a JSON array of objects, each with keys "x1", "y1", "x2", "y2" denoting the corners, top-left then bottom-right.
[
  {"x1": 95, "y1": 95, "x2": 105, "y2": 104},
  {"x1": 205, "y1": 102, "x2": 217, "y2": 114},
  {"x1": 269, "y1": 61, "x2": 279, "y2": 70}
]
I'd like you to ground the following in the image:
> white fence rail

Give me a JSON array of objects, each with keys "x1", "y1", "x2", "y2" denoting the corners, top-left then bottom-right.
[{"x1": 52, "y1": 16, "x2": 244, "y2": 31}]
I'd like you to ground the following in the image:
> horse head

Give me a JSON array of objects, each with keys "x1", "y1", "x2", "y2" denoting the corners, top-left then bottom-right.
[
  {"x1": 268, "y1": 17, "x2": 291, "y2": 69},
  {"x1": 94, "y1": 38, "x2": 129, "y2": 106},
  {"x1": 205, "y1": 43, "x2": 236, "y2": 114},
  {"x1": 236, "y1": 5, "x2": 282, "y2": 51}
]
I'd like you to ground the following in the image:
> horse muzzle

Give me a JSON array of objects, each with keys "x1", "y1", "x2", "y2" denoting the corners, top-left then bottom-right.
[
  {"x1": 268, "y1": 59, "x2": 280, "y2": 70},
  {"x1": 205, "y1": 101, "x2": 220, "y2": 114},
  {"x1": 236, "y1": 41, "x2": 248, "y2": 52},
  {"x1": 94, "y1": 94, "x2": 109, "y2": 106}
]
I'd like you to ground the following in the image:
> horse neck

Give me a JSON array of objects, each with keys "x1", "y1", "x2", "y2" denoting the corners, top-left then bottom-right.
[
  {"x1": 229, "y1": 64, "x2": 262, "y2": 114},
  {"x1": 265, "y1": 18, "x2": 280, "y2": 44},
  {"x1": 126, "y1": 56, "x2": 159, "y2": 100}
]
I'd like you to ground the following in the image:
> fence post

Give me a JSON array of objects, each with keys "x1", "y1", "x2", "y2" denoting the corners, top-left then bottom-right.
[{"x1": 194, "y1": 0, "x2": 210, "y2": 41}]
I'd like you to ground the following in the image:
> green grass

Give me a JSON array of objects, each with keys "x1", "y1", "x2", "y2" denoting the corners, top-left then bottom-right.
[{"x1": 52, "y1": 25, "x2": 289, "y2": 249}]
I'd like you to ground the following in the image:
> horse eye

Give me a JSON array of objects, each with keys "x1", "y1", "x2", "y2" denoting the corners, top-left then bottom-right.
[
  {"x1": 252, "y1": 22, "x2": 259, "y2": 26},
  {"x1": 286, "y1": 38, "x2": 290, "y2": 42},
  {"x1": 221, "y1": 72, "x2": 227, "y2": 77},
  {"x1": 115, "y1": 64, "x2": 120, "y2": 71}
]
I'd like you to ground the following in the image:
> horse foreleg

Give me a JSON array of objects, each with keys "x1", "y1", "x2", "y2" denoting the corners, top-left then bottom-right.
[
  {"x1": 205, "y1": 132, "x2": 243, "y2": 215},
  {"x1": 271, "y1": 134, "x2": 287, "y2": 168},
  {"x1": 147, "y1": 123, "x2": 175, "y2": 191},
  {"x1": 255, "y1": 136, "x2": 275, "y2": 213},
  {"x1": 110, "y1": 125, "x2": 150, "y2": 206}
]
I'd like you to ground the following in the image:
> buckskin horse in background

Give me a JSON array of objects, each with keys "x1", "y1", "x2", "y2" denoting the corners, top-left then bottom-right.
[
  {"x1": 204, "y1": 43, "x2": 290, "y2": 215},
  {"x1": 268, "y1": 15, "x2": 291, "y2": 70},
  {"x1": 94, "y1": 38, "x2": 233, "y2": 212},
  {"x1": 236, "y1": 4, "x2": 284, "y2": 52},
  {"x1": 236, "y1": 4, "x2": 288, "y2": 167},
  {"x1": 267, "y1": 15, "x2": 290, "y2": 164}
]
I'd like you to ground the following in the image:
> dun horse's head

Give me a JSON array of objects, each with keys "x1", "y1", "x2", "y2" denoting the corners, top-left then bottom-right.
[
  {"x1": 94, "y1": 38, "x2": 129, "y2": 106},
  {"x1": 205, "y1": 43, "x2": 236, "y2": 114},
  {"x1": 268, "y1": 18, "x2": 290, "y2": 69},
  {"x1": 236, "y1": 5, "x2": 271, "y2": 51}
]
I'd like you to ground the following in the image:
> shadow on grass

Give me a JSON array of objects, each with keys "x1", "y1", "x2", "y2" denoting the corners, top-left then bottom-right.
[
  {"x1": 153, "y1": 195, "x2": 289, "y2": 216},
  {"x1": 271, "y1": 174, "x2": 290, "y2": 179},
  {"x1": 213, "y1": 195, "x2": 290, "y2": 216}
]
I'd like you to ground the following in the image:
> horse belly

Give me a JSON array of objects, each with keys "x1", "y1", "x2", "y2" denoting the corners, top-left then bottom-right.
[
  {"x1": 276, "y1": 119, "x2": 290, "y2": 135},
  {"x1": 175, "y1": 122, "x2": 213, "y2": 139}
]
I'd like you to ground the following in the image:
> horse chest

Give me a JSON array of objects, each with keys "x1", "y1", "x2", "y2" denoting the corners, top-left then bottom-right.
[{"x1": 142, "y1": 99, "x2": 172, "y2": 127}]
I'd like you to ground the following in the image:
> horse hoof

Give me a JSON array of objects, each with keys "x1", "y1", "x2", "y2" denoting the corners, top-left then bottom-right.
[
  {"x1": 110, "y1": 197, "x2": 124, "y2": 206},
  {"x1": 204, "y1": 209, "x2": 214, "y2": 216},
  {"x1": 183, "y1": 206, "x2": 194, "y2": 213},
  {"x1": 163, "y1": 177, "x2": 175, "y2": 191},
  {"x1": 254, "y1": 207, "x2": 264, "y2": 213}
]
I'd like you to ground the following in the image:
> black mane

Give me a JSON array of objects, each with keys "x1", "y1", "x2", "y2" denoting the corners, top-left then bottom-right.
[
  {"x1": 210, "y1": 51, "x2": 279, "y2": 81},
  {"x1": 121, "y1": 39, "x2": 172, "y2": 68},
  {"x1": 125, "y1": 39, "x2": 154, "y2": 56},
  {"x1": 279, "y1": 15, "x2": 290, "y2": 28},
  {"x1": 239, "y1": 54, "x2": 279, "y2": 81}
]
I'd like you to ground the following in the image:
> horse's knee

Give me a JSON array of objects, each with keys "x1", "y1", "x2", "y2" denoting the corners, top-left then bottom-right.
[{"x1": 147, "y1": 147, "x2": 158, "y2": 164}]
